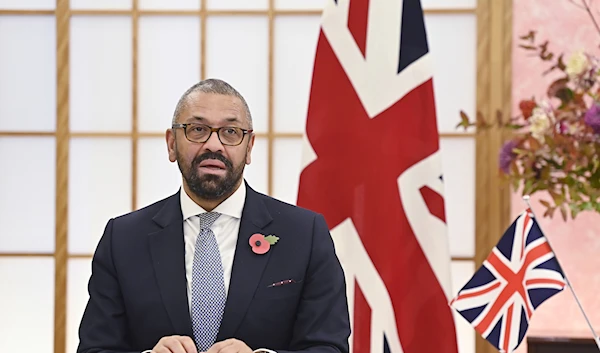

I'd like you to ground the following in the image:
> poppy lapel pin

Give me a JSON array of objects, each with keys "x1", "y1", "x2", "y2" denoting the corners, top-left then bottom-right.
[{"x1": 249, "y1": 233, "x2": 279, "y2": 255}]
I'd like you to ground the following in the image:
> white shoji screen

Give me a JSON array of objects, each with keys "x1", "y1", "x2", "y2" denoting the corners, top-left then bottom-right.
[
  {"x1": 0, "y1": 1, "x2": 478, "y2": 353},
  {"x1": 0, "y1": 9, "x2": 57, "y2": 353}
]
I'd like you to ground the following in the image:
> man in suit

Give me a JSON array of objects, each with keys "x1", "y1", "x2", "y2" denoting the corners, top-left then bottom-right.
[{"x1": 77, "y1": 78, "x2": 351, "y2": 353}]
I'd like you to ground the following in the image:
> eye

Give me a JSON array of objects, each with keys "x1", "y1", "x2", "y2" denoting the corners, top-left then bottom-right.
[
  {"x1": 191, "y1": 125, "x2": 208, "y2": 132},
  {"x1": 223, "y1": 127, "x2": 239, "y2": 135}
]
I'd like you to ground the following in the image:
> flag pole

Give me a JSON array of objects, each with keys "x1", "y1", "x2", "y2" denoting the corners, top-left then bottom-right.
[{"x1": 522, "y1": 195, "x2": 600, "y2": 351}]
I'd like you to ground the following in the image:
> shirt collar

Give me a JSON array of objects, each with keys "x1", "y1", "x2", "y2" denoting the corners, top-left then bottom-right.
[{"x1": 180, "y1": 181, "x2": 246, "y2": 220}]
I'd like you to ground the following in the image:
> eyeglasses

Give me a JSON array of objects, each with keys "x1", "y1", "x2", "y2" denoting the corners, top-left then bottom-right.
[{"x1": 172, "y1": 123, "x2": 253, "y2": 146}]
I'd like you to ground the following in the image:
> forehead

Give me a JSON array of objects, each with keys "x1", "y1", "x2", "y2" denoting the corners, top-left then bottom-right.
[{"x1": 180, "y1": 92, "x2": 246, "y2": 124}]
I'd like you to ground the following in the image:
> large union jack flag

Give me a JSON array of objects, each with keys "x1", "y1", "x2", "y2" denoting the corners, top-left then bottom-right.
[
  {"x1": 450, "y1": 209, "x2": 566, "y2": 353},
  {"x1": 297, "y1": 0, "x2": 459, "y2": 352}
]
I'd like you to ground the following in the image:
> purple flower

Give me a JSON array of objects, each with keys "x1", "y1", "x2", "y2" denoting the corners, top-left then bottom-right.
[
  {"x1": 584, "y1": 103, "x2": 600, "y2": 134},
  {"x1": 499, "y1": 140, "x2": 518, "y2": 174}
]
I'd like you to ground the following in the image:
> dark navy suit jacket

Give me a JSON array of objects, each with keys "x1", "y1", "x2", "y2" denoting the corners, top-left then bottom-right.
[{"x1": 77, "y1": 183, "x2": 350, "y2": 353}]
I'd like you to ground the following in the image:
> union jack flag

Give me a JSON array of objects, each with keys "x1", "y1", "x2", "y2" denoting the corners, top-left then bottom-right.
[
  {"x1": 297, "y1": 0, "x2": 459, "y2": 352},
  {"x1": 450, "y1": 209, "x2": 566, "y2": 353}
]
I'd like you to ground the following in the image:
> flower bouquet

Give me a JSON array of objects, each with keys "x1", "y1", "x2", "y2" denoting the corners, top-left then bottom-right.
[{"x1": 457, "y1": 31, "x2": 600, "y2": 221}]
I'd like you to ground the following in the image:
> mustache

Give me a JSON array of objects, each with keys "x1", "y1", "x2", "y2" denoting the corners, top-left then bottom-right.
[{"x1": 192, "y1": 152, "x2": 233, "y2": 170}]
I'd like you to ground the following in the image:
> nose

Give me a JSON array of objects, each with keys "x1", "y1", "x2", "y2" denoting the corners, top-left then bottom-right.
[{"x1": 202, "y1": 130, "x2": 224, "y2": 152}]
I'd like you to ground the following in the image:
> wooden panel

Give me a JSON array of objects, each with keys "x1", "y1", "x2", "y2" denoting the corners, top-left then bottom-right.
[
  {"x1": 54, "y1": 1, "x2": 69, "y2": 353},
  {"x1": 132, "y1": 0, "x2": 139, "y2": 210},
  {"x1": 475, "y1": 0, "x2": 512, "y2": 352},
  {"x1": 267, "y1": 0, "x2": 274, "y2": 196},
  {"x1": 501, "y1": 0, "x2": 513, "y2": 223}
]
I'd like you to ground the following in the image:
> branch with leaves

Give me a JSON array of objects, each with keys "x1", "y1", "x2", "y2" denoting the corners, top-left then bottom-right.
[{"x1": 457, "y1": 30, "x2": 600, "y2": 221}]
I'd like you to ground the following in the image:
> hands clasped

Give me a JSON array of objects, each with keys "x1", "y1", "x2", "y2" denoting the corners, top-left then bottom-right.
[{"x1": 152, "y1": 336, "x2": 253, "y2": 353}]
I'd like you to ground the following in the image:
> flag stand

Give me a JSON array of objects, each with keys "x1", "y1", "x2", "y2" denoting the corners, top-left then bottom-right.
[{"x1": 522, "y1": 195, "x2": 600, "y2": 351}]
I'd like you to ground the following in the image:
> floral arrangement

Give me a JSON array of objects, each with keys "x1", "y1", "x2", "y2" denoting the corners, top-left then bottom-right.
[{"x1": 457, "y1": 30, "x2": 600, "y2": 221}]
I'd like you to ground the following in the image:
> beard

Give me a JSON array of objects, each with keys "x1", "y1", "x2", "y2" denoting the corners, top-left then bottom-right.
[{"x1": 177, "y1": 150, "x2": 245, "y2": 200}]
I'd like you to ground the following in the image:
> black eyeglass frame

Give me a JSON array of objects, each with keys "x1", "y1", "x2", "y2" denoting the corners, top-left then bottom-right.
[{"x1": 172, "y1": 123, "x2": 254, "y2": 146}]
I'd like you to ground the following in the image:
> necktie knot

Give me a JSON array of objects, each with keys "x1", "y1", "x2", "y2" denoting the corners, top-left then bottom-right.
[{"x1": 198, "y1": 212, "x2": 220, "y2": 229}]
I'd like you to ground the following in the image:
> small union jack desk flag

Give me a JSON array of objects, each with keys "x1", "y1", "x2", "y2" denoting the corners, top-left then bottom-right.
[{"x1": 450, "y1": 209, "x2": 566, "y2": 353}]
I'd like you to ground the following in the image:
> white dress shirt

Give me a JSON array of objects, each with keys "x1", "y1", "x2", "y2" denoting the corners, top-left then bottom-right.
[
  {"x1": 180, "y1": 183, "x2": 246, "y2": 309},
  {"x1": 142, "y1": 184, "x2": 274, "y2": 353}
]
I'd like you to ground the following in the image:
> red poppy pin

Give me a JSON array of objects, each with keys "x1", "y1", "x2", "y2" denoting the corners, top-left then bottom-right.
[{"x1": 249, "y1": 233, "x2": 279, "y2": 255}]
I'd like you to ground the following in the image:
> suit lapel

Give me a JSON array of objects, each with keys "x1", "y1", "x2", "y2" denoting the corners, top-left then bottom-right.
[
  {"x1": 217, "y1": 184, "x2": 273, "y2": 340},
  {"x1": 148, "y1": 191, "x2": 194, "y2": 337}
]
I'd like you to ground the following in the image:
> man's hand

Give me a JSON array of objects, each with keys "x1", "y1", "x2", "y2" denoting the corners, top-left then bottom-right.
[
  {"x1": 204, "y1": 338, "x2": 253, "y2": 353},
  {"x1": 152, "y1": 335, "x2": 198, "y2": 353}
]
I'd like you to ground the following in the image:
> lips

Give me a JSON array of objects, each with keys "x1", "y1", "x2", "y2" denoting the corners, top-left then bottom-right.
[{"x1": 198, "y1": 159, "x2": 226, "y2": 169}]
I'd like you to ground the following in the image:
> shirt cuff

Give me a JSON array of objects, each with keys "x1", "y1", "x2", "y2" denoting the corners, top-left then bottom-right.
[{"x1": 144, "y1": 348, "x2": 274, "y2": 352}]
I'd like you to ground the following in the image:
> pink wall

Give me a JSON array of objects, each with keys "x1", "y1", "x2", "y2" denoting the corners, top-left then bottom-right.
[{"x1": 512, "y1": 0, "x2": 600, "y2": 351}]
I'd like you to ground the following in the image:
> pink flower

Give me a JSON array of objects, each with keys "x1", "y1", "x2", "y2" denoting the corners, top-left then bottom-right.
[
  {"x1": 558, "y1": 121, "x2": 568, "y2": 134},
  {"x1": 249, "y1": 233, "x2": 270, "y2": 254}
]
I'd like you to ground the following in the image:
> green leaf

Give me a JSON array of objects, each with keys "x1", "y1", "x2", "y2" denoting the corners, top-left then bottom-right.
[
  {"x1": 570, "y1": 203, "x2": 582, "y2": 219},
  {"x1": 511, "y1": 176, "x2": 521, "y2": 191},
  {"x1": 523, "y1": 179, "x2": 534, "y2": 195},
  {"x1": 513, "y1": 148, "x2": 528, "y2": 156},
  {"x1": 264, "y1": 235, "x2": 279, "y2": 245},
  {"x1": 556, "y1": 88, "x2": 575, "y2": 105},
  {"x1": 455, "y1": 110, "x2": 471, "y2": 130},
  {"x1": 531, "y1": 180, "x2": 549, "y2": 193},
  {"x1": 591, "y1": 166, "x2": 600, "y2": 189},
  {"x1": 570, "y1": 189, "x2": 583, "y2": 202}
]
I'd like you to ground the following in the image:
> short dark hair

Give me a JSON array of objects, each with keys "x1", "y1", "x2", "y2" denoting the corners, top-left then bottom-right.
[{"x1": 172, "y1": 78, "x2": 253, "y2": 129}]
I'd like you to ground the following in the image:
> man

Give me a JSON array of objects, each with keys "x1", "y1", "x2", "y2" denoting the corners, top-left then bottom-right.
[{"x1": 77, "y1": 79, "x2": 351, "y2": 353}]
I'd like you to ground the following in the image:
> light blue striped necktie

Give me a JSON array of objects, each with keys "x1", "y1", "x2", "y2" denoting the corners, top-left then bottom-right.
[{"x1": 190, "y1": 212, "x2": 226, "y2": 351}]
